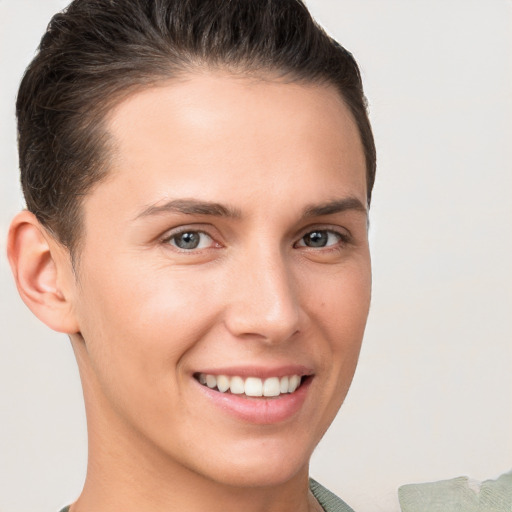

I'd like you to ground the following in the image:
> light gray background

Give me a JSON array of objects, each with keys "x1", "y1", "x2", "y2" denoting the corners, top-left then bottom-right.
[{"x1": 1, "y1": 1, "x2": 511, "y2": 511}]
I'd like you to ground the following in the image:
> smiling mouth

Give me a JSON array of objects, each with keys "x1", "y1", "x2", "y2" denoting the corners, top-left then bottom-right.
[{"x1": 194, "y1": 373, "x2": 308, "y2": 398}]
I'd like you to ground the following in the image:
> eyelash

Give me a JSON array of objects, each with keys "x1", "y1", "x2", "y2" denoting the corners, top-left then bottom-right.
[
  {"x1": 294, "y1": 229, "x2": 350, "y2": 250},
  {"x1": 162, "y1": 229, "x2": 219, "y2": 251},
  {"x1": 161, "y1": 227, "x2": 351, "y2": 253}
]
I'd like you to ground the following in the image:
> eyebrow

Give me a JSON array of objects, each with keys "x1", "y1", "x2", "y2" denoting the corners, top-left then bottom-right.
[
  {"x1": 135, "y1": 196, "x2": 367, "y2": 221},
  {"x1": 302, "y1": 197, "x2": 367, "y2": 218},
  {"x1": 135, "y1": 198, "x2": 242, "y2": 220}
]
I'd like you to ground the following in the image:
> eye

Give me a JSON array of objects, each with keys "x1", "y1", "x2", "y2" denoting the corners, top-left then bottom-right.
[
  {"x1": 166, "y1": 230, "x2": 215, "y2": 250},
  {"x1": 295, "y1": 230, "x2": 344, "y2": 249}
]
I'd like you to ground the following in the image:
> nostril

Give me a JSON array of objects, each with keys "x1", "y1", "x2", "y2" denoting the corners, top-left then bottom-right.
[{"x1": 223, "y1": 302, "x2": 301, "y2": 344}]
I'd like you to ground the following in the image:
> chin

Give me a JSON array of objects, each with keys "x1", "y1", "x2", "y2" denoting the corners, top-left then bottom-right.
[
  {"x1": 208, "y1": 460, "x2": 308, "y2": 489},
  {"x1": 189, "y1": 437, "x2": 314, "y2": 489}
]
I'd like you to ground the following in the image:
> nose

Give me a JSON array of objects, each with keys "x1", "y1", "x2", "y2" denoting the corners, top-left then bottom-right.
[{"x1": 223, "y1": 246, "x2": 301, "y2": 344}]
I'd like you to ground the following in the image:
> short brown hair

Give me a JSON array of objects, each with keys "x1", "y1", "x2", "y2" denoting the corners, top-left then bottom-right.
[{"x1": 17, "y1": 0, "x2": 376, "y2": 253}]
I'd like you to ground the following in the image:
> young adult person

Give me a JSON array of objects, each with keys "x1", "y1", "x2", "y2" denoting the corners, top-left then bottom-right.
[{"x1": 7, "y1": 1, "x2": 376, "y2": 511}]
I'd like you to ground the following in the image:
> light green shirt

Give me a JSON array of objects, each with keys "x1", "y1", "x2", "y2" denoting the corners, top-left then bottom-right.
[
  {"x1": 58, "y1": 479, "x2": 355, "y2": 512},
  {"x1": 58, "y1": 471, "x2": 512, "y2": 512},
  {"x1": 398, "y1": 470, "x2": 512, "y2": 512}
]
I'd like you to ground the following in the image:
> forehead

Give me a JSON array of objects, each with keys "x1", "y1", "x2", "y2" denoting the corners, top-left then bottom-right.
[{"x1": 85, "y1": 72, "x2": 366, "y2": 224}]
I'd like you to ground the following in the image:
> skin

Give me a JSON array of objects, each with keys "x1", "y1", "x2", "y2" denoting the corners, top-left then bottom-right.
[{"x1": 8, "y1": 72, "x2": 371, "y2": 512}]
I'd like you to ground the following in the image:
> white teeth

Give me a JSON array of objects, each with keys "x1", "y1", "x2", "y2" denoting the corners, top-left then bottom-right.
[
  {"x1": 197, "y1": 373, "x2": 304, "y2": 397},
  {"x1": 288, "y1": 375, "x2": 301, "y2": 393},
  {"x1": 216, "y1": 375, "x2": 230, "y2": 392},
  {"x1": 230, "y1": 376, "x2": 245, "y2": 394},
  {"x1": 205, "y1": 374, "x2": 217, "y2": 388},
  {"x1": 244, "y1": 377, "x2": 263, "y2": 397},
  {"x1": 263, "y1": 377, "x2": 280, "y2": 397},
  {"x1": 280, "y1": 376, "x2": 289, "y2": 393}
]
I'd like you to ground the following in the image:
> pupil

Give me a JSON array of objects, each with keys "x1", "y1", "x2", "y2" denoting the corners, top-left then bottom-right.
[
  {"x1": 305, "y1": 231, "x2": 327, "y2": 247},
  {"x1": 176, "y1": 232, "x2": 200, "y2": 249}
]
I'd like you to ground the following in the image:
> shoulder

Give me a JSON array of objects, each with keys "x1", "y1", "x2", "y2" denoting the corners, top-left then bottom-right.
[
  {"x1": 58, "y1": 482, "x2": 353, "y2": 512},
  {"x1": 309, "y1": 478, "x2": 356, "y2": 512}
]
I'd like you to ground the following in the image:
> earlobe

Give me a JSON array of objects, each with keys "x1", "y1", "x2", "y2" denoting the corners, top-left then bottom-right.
[{"x1": 7, "y1": 211, "x2": 80, "y2": 334}]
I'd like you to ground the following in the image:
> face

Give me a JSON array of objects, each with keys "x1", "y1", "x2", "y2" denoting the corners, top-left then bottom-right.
[{"x1": 69, "y1": 72, "x2": 371, "y2": 488}]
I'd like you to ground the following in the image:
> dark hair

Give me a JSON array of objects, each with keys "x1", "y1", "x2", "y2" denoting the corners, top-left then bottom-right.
[{"x1": 17, "y1": 0, "x2": 376, "y2": 253}]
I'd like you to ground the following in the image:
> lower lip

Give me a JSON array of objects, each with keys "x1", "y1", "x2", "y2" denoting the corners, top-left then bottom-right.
[{"x1": 195, "y1": 377, "x2": 312, "y2": 425}]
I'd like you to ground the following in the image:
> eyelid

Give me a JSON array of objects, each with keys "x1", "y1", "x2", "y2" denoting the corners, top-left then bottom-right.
[
  {"x1": 160, "y1": 225, "x2": 222, "y2": 251},
  {"x1": 293, "y1": 226, "x2": 352, "y2": 249},
  {"x1": 296, "y1": 224, "x2": 351, "y2": 240}
]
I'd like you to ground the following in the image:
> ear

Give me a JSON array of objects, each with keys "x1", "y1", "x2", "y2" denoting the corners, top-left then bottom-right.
[{"x1": 7, "y1": 211, "x2": 80, "y2": 334}]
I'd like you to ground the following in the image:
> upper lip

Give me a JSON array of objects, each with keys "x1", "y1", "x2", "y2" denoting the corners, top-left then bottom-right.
[{"x1": 193, "y1": 365, "x2": 314, "y2": 379}]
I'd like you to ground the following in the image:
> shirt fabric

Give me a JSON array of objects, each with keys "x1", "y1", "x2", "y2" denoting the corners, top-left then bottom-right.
[
  {"x1": 57, "y1": 478, "x2": 354, "y2": 512},
  {"x1": 56, "y1": 469, "x2": 512, "y2": 512},
  {"x1": 398, "y1": 470, "x2": 512, "y2": 512}
]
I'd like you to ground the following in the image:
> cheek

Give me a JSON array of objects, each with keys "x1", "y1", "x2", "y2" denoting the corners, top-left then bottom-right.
[
  {"x1": 308, "y1": 259, "x2": 371, "y2": 339},
  {"x1": 305, "y1": 259, "x2": 371, "y2": 392},
  {"x1": 72, "y1": 263, "x2": 226, "y2": 440},
  {"x1": 74, "y1": 259, "x2": 220, "y2": 391}
]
